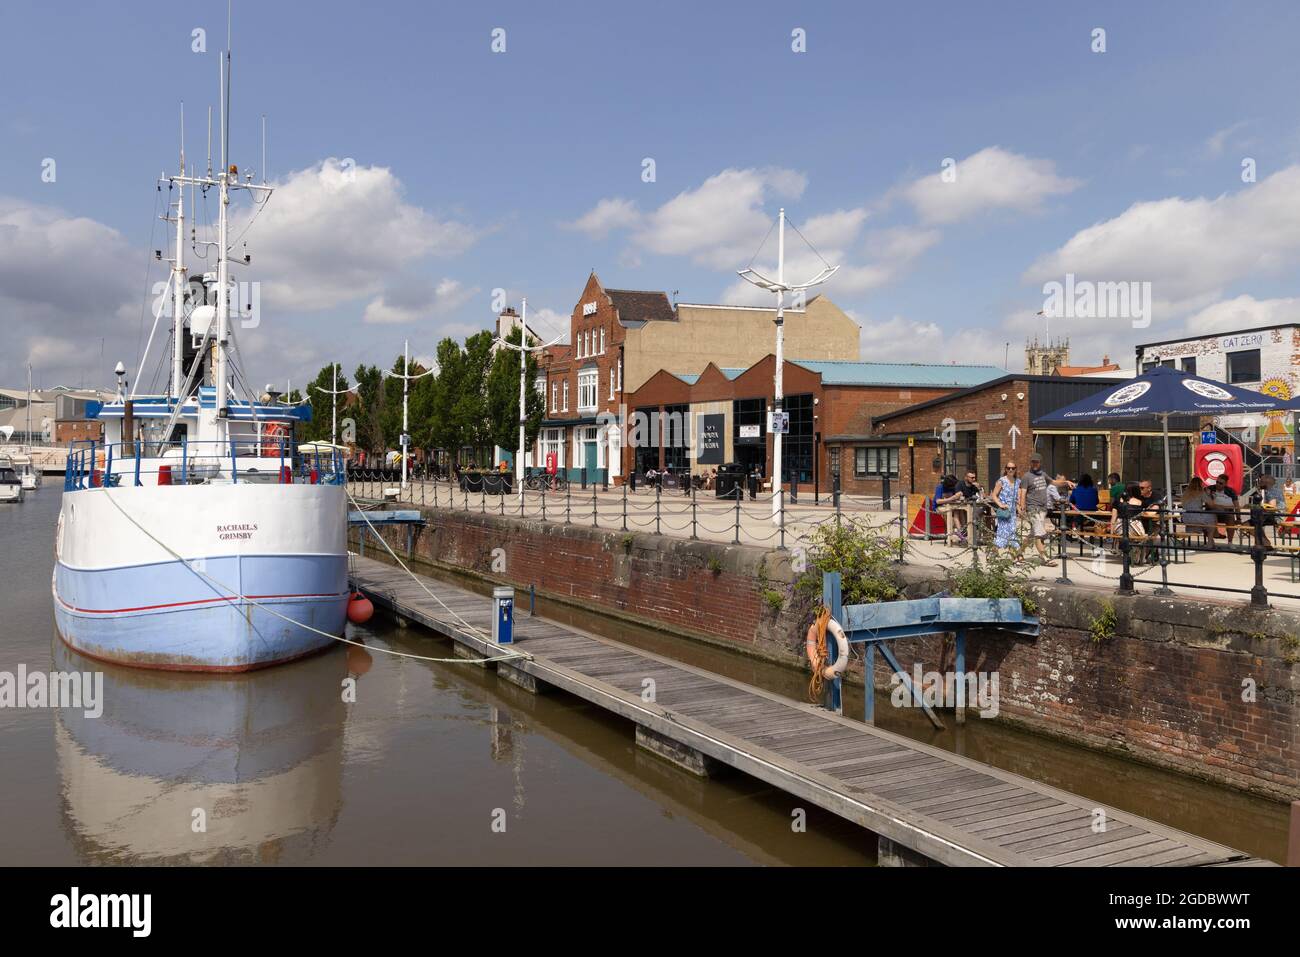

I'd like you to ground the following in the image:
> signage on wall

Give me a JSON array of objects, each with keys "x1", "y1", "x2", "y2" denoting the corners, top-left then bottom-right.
[
  {"x1": 1219, "y1": 333, "x2": 1264, "y2": 352},
  {"x1": 696, "y1": 414, "x2": 724, "y2": 465},
  {"x1": 739, "y1": 424, "x2": 761, "y2": 440},
  {"x1": 582, "y1": 301, "x2": 598, "y2": 317},
  {"x1": 768, "y1": 411, "x2": 789, "y2": 435}
]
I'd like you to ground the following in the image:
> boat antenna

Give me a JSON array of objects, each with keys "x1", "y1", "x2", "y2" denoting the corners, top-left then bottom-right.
[
  {"x1": 206, "y1": 106, "x2": 212, "y2": 177},
  {"x1": 261, "y1": 114, "x2": 266, "y2": 184}
]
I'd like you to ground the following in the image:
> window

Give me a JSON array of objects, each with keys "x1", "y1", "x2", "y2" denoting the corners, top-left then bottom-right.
[
  {"x1": 663, "y1": 403, "x2": 688, "y2": 472},
  {"x1": 1180, "y1": 357, "x2": 1197, "y2": 375},
  {"x1": 1226, "y1": 349, "x2": 1260, "y2": 384},
  {"x1": 783, "y1": 393, "x2": 815, "y2": 484},
  {"x1": 551, "y1": 382, "x2": 558, "y2": 413},
  {"x1": 854, "y1": 447, "x2": 898, "y2": 478},
  {"x1": 609, "y1": 367, "x2": 615, "y2": 400},
  {"x1": 600, "y1": 327, "x2": 606, "y2": 354},
  {"x1": 540, "y1": 428, "x2": 565, "y2": 469},
  {"x1": 578, "y1": 368, "x2": 598, "y2": 412},
  {"x1": 562, "y1": 379, "x2": 569, "y2": 411},
  {"x1": 617, "y1": 358, "x2": 622, "y2": 392}
]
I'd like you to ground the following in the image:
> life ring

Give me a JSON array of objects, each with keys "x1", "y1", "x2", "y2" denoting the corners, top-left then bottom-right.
[{"x1": 805, "y1": 614, "x2": 849, "y2": 678}]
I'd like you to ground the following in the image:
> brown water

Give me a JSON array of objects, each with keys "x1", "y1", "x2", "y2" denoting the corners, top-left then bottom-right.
[{"x1": 0, "y1": 490, "x2": 871, "y2": 865}]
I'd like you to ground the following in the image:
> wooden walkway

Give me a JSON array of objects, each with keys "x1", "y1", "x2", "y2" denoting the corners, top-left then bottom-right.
[{"x1": 349, "y1": 554, "x2": 1271, "y2": 867}]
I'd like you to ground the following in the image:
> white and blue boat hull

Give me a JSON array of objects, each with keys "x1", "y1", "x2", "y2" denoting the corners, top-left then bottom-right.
[{"x1": 54, "y1": 482, "x2": 348, "y2": 672}]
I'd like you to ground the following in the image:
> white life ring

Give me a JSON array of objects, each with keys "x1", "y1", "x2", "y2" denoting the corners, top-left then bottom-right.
[{"x1": 806, "y1": 616, "x2": 850, "y2": 678}]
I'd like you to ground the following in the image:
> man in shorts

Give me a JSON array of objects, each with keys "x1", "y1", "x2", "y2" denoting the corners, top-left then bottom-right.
[{"x1": 1018, "y1": 453, "x2": 1057, "y2": 567}]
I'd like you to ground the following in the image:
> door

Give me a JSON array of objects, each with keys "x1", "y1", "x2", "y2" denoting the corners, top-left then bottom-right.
[
  {"x1": 987, "y1": 447, "x2": 1001, "y2": 491},
  {"x1": 584, "y1": 441, "x2": 598, "y2": 485}
]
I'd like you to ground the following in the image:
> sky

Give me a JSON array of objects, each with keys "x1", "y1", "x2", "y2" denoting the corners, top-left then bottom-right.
[{"x1": 3, "y1": 0, "x2": 1300, "y2": 393}]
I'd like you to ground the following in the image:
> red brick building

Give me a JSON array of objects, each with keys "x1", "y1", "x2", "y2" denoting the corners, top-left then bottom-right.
[{"x1": 621, "y1": 357, "x2": 1006, "y2": 495}]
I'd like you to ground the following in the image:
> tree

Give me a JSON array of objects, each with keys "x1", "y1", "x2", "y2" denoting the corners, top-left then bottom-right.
[{"x1": 353, "y1": 363, "x2": 384, "y2": 456}]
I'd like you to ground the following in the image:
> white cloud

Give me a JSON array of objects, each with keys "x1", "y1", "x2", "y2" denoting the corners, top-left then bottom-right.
[
  {"x1": 236, "y1": 157, "x2": 486, "y2": 313},
  {"x1": 1204, "y1": 121, "x2": 1250, "y2": 159},
  {"x1": 903, "y1": 147, "x2": 1081, "y2": 225},
  {"x1": 1024, "y1": 165, "x2": 1300, "y2": 311},
  {"x1": 1184, "y1": 294, "x2": 1300, "y2": 335},
  {"x1": 583, "y1": 166, "x2": 807, "y2": 270},
  {"x1": 563, "y1": 197, "x2": 640, "y2": 239},
  {"x1": 0, "y1": 197, "x2": 139, "y2": 387},
  {"x1": 855, "y1": 313, "x2": 1007, "y2": 366}
]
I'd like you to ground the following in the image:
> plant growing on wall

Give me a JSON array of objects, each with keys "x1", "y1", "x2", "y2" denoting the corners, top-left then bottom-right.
[
  {"x1": 945, "y1": 549, "x2": 1040, "y2": 615},
  {"x1": 794, "y1": 518, "x2": 904, "y2": 607}
]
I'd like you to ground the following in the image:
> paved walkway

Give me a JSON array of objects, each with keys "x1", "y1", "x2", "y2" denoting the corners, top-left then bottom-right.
[{"x1": 349, "y1": 478, "x2": 1300, "y2": 613}]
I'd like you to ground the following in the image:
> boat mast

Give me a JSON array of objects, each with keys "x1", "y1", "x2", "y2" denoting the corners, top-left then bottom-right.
[
  {"x1": 215, "y1": 49, "x2": 231, "y2": 428},
  {"x1": 171, "y1": 106, "x2": 187, "y2": 401}
]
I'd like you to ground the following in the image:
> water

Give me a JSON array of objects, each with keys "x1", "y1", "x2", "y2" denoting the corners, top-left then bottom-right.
[
  {"x1": 1, "y1": 489, "x2": 1287, "y2": 864},
  {"x1": 0, "y1": 489, "x2": 871, "y2": 865}
]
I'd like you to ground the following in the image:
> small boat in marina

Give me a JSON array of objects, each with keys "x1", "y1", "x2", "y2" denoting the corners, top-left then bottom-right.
[
  {"x1": 12, "y1": 452, "x2": 40, "y2": 491},
  {"x1": 53, "y1": 30, "x2": 349, "y2": 672},
  {"x1": 0, "y1": 456, "x2": 24, "y2": 503}
]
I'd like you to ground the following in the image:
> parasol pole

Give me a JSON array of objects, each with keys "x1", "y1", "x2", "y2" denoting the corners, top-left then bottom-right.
[{"x1": 1154, "y1": 411, "x2": 1174, "y2": 596}]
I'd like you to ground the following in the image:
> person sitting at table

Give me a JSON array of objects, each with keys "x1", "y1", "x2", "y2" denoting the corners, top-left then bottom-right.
[
  {"x1": 1111, "y1": 481, "x2": 1151, "y2": 560},
  {"x1": 934, "y1": 474, "x2": 966, "y2": 545},
  {"x1": 1180, "y1": 477, "x2": 1219, "y2": 545},
  {"x1": 1066, "y1": 473, "x2": 1099, "y2": 529},
  {"x1": 1107, "y1": 472, "x2": 1125, "y2": 507},
  {"x1": 1209, "y1": 475, "x2": 1240, "y2": 543}
]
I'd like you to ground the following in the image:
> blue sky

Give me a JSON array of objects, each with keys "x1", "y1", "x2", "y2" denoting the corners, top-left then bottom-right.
[{"x1": 4, "y1": 0, "x2": 1300, "y2": 390}]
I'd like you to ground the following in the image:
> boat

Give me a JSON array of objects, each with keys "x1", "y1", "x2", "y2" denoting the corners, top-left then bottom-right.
[
  {"x1": 0, "y1": 456, "x2": 24, "y2": 503},
  {"x1": 12, "y1": 452, "x2": 40, "y2": 491},
  {"x1": 52, "y1": 35, "x2": 349, "y2": 671}
]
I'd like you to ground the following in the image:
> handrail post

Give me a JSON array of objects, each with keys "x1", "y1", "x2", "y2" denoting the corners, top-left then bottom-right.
[
  {"x1": 690, "y1": 486, "x2": 698, "y2": 540},
  {"x1": 592, "y1": 480, "x2": 598, "y2": 527},
  {"x1": 622, "y1": 481, "x2": 628, "y2": 531},
  {"x1": 134, "y1": 442, "x2": 141, "y2": 487},
  {"x1": 1250, "y1": 504, "x2": 1270, "y2": 608},
  {"x1": 566, "y1": 478, "x2": 572, "y2": 525},
  {"x1": 1055, "y1": 505, "x2": 1071, "y2": 584},
  {"x1": 541, "y1": 482, "x2": 547, "y2": 523},
  {"x1": 778, "y1": 488, "x2": 786, "y2": 550},
  {"x1": 230, "y1": 439, "x2": 238, "y2": 484},
  {"x1": 182, "y1": 436, "x2": 188, "y2": 485},
  {"x1": 1153, "y1": 501, "x2": 1174, "y2": 596},
  {"x1": 733, "y1": 487, "x2": 741, "y2": 544},
  {"x1": 1118, "y1": 500, "x2": 1135, "y2": 594},
  {"x1": 896, "y1": 493, "x2": 905, "y2": 563},
  {"x1": 655, "y1": 483, "x2": 661, "y2": 536},
  {"x1": 106, "y1": 443, "x2": 113, "y2": 488}
]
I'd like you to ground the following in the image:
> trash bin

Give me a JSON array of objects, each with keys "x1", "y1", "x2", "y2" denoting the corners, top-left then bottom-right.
[{"x1": 716, "y1": 463, "x2": 745, "y2": 500}]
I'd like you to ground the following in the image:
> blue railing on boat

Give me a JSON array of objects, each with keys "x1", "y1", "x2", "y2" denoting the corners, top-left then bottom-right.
[{"x1": 63, "y1": 439, "x2": 348, "y2": 490}]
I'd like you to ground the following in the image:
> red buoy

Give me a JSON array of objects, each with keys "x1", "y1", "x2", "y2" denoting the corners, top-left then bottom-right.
[
  {"x1": 347, "y1": 592, "x2": 374, "y2": 625},
  {"x1": 157, "y1": 464, "x2": 173, "y2": 486}
]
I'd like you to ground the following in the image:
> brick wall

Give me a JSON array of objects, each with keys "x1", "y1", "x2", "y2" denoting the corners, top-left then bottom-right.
[{"x1": 356, "y1": 508, "x2": 1300, "y2": 800}]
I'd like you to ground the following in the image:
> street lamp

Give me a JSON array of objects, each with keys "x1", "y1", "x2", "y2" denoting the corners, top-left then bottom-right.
[
  {"x1": 495, "y1": 297, "x2": 563, "y2": 504},
  {"x1": 737, "y1": 208, "x2": 837, "y2": 524},
  {"x1": 312, "y1": 363, "x2": 349, "y2": 446},
  {"x1": 381, "y1": 340, "x2": 433, "y2": 491}
]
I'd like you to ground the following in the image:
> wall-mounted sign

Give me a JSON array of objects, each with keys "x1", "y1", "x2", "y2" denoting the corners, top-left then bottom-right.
[
  {"x1": 768, "y1": 411, "x2": 789, "y2": 435},
  {"x1": 582, "y1": 302, "x2": 598, "y2": 317},
  {"x1": 739, "y1": 424, "x2": 761, "y2": 440},
  {"x1": 696, "y1": 414, "x2": 724, "y2": 465},
  {"x1": 985, "y1": 413, "x2": 1006, "y2": 421},
  {"x1": 1219, "y1": 333, "x2": 1264, "y2": 352}
]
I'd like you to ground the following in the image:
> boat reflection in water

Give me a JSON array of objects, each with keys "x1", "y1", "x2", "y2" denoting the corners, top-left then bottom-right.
[{"x1": 54, "y1": 636, "x2": 351, "y2": 864}]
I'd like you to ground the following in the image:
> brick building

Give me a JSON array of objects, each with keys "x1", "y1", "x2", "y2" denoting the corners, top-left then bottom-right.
[
  {"x1": 529, "y1": 271, "x2": 860, "y2": 484},
  {"x1": 864, "y1": 374, "x2": 1196, "y2": 498},
  {"x1": 621, "y1": 356, "x2": 1005, "y2": 494}
]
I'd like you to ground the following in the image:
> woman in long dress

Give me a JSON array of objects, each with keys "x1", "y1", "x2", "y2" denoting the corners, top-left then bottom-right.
[{"x1": 991, "y1": 462, "x2": 1021, "y2": 556}]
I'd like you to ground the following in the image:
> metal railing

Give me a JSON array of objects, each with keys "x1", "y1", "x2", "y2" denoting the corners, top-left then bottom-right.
[{"x1": 64, "y1": 438, "x2": 347, "y2": 490}]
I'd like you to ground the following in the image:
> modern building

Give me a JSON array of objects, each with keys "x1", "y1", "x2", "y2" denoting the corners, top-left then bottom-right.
[
  {"x1": 0, "y1": 386, "x2": 106, "y2": 445},
  {"x1": 867, "y1": 374, "x2": 1196, "y2": 497},
  {"x1": 1136, "y1": 323, "x2": 1300, "y2": 454},
  {"x1": 622, "y1": 356, "x2": 1007, "y2": 495},
  {"x1": 528, "y1": 272, "x2": 861, "y2": 484}
]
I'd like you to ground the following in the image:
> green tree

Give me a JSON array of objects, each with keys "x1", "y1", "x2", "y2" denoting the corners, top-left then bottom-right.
[{"x1": 353, "y1": 363, "x2": 384, "y2": 456}]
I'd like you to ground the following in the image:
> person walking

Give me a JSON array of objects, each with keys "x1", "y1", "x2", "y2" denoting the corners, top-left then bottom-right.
[
  {"x1": 1019, "y1": 453, "x2": 1057, "y2": 567},
  {"x1": 991, "y1": 462, "x2": 1022, "y2": 558}
]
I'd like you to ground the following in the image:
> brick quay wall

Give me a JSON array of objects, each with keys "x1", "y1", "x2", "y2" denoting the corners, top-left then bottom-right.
[{"x1": 351, "y1": 507, "x2": 1300, "y2": 801}]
